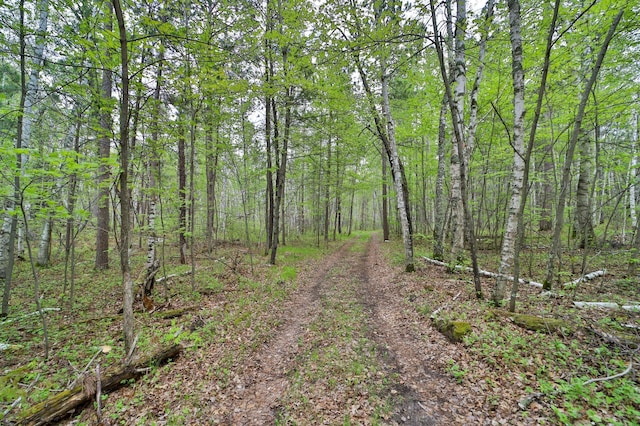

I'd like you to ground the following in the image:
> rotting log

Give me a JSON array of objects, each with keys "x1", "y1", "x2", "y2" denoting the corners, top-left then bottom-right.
[
  {"x1": 158, "y1": 306, "x2": 198, "y2": 320},
  {"x1": 433, "y1": 319, "x2": 471, "y2": 343},
  {"x1": 493, "y1": 310, "x2": 572, "y2": 334},
  {"x1": 18, "y1": 344, "x2": 181, "y2": 426}
]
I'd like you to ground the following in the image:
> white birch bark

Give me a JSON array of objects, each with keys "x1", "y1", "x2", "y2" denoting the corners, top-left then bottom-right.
[
  {"x1": 16, "y1": 0, "x2": 49, "y2": 259},
  {"x1": 36, "y1": 217, "x2": 51, "y2": 266},
  {"x1": 466, "y1": 0, "x2": 495, "y2": 159},
  {"x1": 381, "y1": 62, "x2": 414, "y2": 271},
  {"x1": 494, "y1": 0, "x2": 526, "y2": 304},
  {"x1": 449, "y1": 0, "x2": 467, "y2": 263},
  {"x1": 630, "y1": 112, "x2": 638, "y2": 228}
]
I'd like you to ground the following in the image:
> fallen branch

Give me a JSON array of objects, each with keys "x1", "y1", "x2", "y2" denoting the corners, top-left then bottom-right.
[
  {"x1": 156, "y1": 271, "x2": 193, "y2": 284},
  {"x1": 518, "y1": 363, "x2": 634, "y2": 411},
  {"x1": 3, "y1": 396, "x2": 22, "y2": 417},
  {"x1": 430, "y1": 291, "x2": 461, "y2": 319},
  {"x1": 422, "y1": 257, "x2": 543, "y2": 287},
  {"x1": 574, "y1": 301, "x2": 640, "y2": 312},
  {"x1": 19, "y1": 344, "x2": 181, "y2": 426},
  {"x1": 574, "y1": 301, "x2": 619, "y2": 309},
  {"x1": 563, "y1": 270, "x2": 606, "y2": 288},
  {"x1": 0, "y1": 308, "x2": 60, "y2": 325},
  {"x1": 583, "y1": 362, "x2": 633, "y2": 386}
]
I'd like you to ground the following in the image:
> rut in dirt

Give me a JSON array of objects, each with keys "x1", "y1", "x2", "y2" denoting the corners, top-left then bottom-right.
[{"x1": 219, "y1": 239, "x2": 359, "y2": 424}]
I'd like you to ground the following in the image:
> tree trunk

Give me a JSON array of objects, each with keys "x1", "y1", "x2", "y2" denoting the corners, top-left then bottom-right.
[
  {"x1": 629, "y1": 113, "x2": 639, "y2": 275},
  {"x1": 539, "y1": 145, "x2": 553, "y2": 231},
  {"x1": 205, "y1": 99, "x2": 220, "y2": 249},
  {"x1": 575, "y1": 133, "x2": 596, "y2": 248},
  {"x1": 382, "y1": 149, "x2": 390, "y2": 241},
  {"x1": 36, "y1": 216, "x2": 52, "y2": 267},
  {"x1": 324, "y1": 136, "x2": 332, "y2": 243},
  {"x1": 144, "y1": 58, "x2": 163, "y2": 297},
  {"x1": 430, "y1": 0, "x2": 482, "y2": 298},
  {"x1": 449, "y1": 0, "x2": 467, "y2": 263},
  {"x1": 432, "y1": 96, "x2": 447, "y2": 261},
  {"x1": 381, "y1": 60, "x2": 414, "y2": 272},
  {"x1": 544, "y1": 9, "x2": 624, "y2": 290},
  {"x1": 494, "y1": 0, "x2": 526, "y2": 305},
  {"x1": 112, "y1": 0, "x2": 135, "y2": 356},
  {"x1": 64, "y1": 108, "x2": 81, "y2": 304},
  {"x1": 19, "y1": 344, "x2": 181, "y2": 425},
  {"x1": 508, "y1": 0, "x2": 560, "y2": 312},
  {"x1": 177, "y1": 118, "x2": 187, "y2": 265},
  {"x1": 95, "y1": 2, "x2": 113, "y2": 270}
]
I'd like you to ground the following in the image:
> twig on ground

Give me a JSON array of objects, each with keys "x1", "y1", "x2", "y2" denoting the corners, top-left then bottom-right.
[
  {"x1": 3, "y1": 396, "x2": 22, "y2": 417},
  {"x1": 96, "y1": 364, "x2": 102, "y2": 422},
  {"x1": 0, "y1": 308, "x2": 60, "y2": 324},
  {"x1": 156, "y1": 270, "x2": 193, "y2": 284},
  {"x1": 583, "y1": 362, "x2": 633, "y2": 386},
  {"x1": 430, "y1": 291, "x2": 461, "y2": 320}
]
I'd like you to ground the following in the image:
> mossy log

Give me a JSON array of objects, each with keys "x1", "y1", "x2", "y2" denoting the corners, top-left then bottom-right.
[
  {"x1": 493, "y1": 310, "x2": 572, "y2": 334},
  {"x1": 157, "y1": 306, "x2": 198, "y2": 320},
  {"x1": 434, "y1": 319, "x2": 471, "y2": 343},
  {"x1": 18, "y1": 344, "x2": 181, "y2": 426}
]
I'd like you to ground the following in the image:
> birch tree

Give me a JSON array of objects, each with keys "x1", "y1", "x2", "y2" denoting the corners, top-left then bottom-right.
[{"x1": 493, "y1": 0, "x2": 526, "y2": 305}]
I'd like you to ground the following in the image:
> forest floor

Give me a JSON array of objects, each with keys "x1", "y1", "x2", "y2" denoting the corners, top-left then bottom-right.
[{"x1": 1, "y1": 232, "x2": 639, "y2": 425}]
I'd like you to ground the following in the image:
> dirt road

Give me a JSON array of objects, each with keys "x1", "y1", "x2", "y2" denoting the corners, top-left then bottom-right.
[{"x1": 212, "y1": 234, "x2": 478, "y2": 425}]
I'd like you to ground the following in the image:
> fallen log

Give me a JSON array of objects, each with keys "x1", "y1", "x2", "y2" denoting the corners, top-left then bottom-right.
[
  {"x1": 422, "y1": 257, "x2": 543, "y2": 287},
  {"x1": 573, "y1": 301, "x2": 640, "y2": 311},
  {"x1": 158, "y1": 306, "x2": 199, "y2": 320},
  {"x1": 562, "y1": 270, "x2": 606, "y2": 288},
  {"x1": 18, "y1": 344, "x2": 181, "y2": 426},
  {"x1": 493, "y1": 310, "x2": 572, "y2": 334}
]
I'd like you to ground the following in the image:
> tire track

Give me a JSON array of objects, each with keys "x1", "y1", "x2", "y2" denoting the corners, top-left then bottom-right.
[{"x1": 219, "y1": 239, "x2": 357, "y2": 425}]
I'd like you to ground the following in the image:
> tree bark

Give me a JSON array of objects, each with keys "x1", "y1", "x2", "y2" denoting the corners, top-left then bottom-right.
[
  {"x1": 575, "y1": 132, "x2": 596, "y2": 248},
  {"x1": 177, "y1": 118, "x2": 187, "y2": 265},
  {"x1": 432, "y1": 96, "x2": 448, "y2": 261},
  {"x1": 494, "y1": 0, "x2": 526, "y2": 305},
  {"x1": 509, "y1": 0, "x2": 560, "y2": 312},
  {"x1": 112, "y1": 0, "x2": 135, "y2": 356},
  {"x1": 448, "y1": 0, "x2": 467, "y2": 263},
  {"x1": 382, "y1": 150, "x2": 390, "y2": 241},
  {"x1": 36, "y1": 217, "x2": 52, "y2": 267},
  {"x1": 95, "y1": 2, "x2": 113, "y2": 270},
  {"x1": 19, "y1": 344, "x2": 181, "y2": 425},
  {"x1": 205, "y1": 99, "x2": 220, "y2": 248},
  {"x1": 381, "y1": 59, "x2": 414, "y2": 272},
  {"x1": 145, "y1": 57, "x2": 163, "y2": 297}
]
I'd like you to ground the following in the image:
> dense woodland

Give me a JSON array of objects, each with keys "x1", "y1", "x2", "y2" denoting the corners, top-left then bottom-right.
[{"x1": 1, "y1": 0, "x2": 639, "y2": 424}]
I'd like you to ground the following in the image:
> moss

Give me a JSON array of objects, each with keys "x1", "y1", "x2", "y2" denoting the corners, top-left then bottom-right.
[
  {"x1": 512, "y1": 314, "x2": 571, "y2": 334},
  {"x1": 434, "y1": 319, "x2": 472, "y2": 343},
  {"x1": 491, "y1": 310, "x2": 572, "y2": 334}
]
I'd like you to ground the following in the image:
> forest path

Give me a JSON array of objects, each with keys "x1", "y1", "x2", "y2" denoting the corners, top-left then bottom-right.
[{"x1": 216, "y1": 234, "x2": 461, "y2": 425}]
